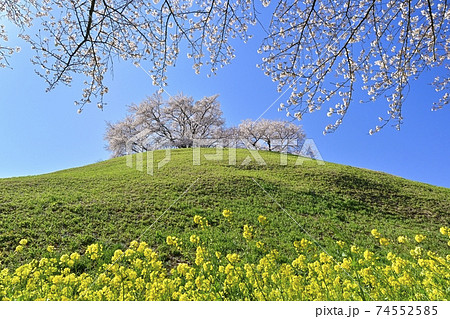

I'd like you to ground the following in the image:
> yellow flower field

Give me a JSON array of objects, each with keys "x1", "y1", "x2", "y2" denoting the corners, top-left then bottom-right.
[{"x1": 1, "y1": 212, "x2": 449, "y2": 301}]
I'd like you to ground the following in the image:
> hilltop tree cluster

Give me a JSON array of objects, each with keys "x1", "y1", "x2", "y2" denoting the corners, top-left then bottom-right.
[{"x1": 104, "y1": 94, "x2": 305, "y2": 157}]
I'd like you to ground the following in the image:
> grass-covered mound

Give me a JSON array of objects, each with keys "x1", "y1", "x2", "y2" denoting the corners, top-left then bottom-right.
[{"x1": 0, "y1": 148, "x2": 449, "y2": 273}]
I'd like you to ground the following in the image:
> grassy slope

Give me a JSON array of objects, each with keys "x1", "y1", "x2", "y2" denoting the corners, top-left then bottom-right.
[{"x1": 0, "y1": 148, "x2": 449, "y2": 269}]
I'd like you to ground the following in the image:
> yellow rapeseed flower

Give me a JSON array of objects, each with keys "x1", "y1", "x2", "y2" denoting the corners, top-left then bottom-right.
[
  {"x1": 258, "y1": 215, "x2": 268, "y2": 225},
  {"x1": 379, "y1": 238, "x2": 389, "y2": 246},
  {"x1": 189, "y1": 235, "x2": 200, "y2": 244},
  {"x1": 193, "y1": 215, "x2": 209, "y2": 229},
  {"x1": 371, "y1": 229, "x2": 381, "y2": 238},
  {"x1": 19, "y1": 239, "x2": 28, "y2": 246},
  {"x1": 397, "y1": 236, "x2": 408, "y2": 244},
  {"x1": 85, "y1": 243, "x2": 102, "y2": 260},
  {"x1": 439, "y1": 226, "x2": 449, "y2": 236},
  {"x1": 137, "y1": 241, "x2": 148, "y2": 253},
  {"x1": 166, "y1": 236, "x2": 182, "y2": 251},
  {"x1": 340, "y1": 258, "x2": 352, "y2": 270},
  {"x1": 351, "y1": 245, "x2": 360, "y2": 254},
  {"x1": 336, "y1": 240, "x2": 345, "y2": 248},
  {"x1": 15, "y1": 245, "x2": 23, "y2": 253},
  {"x1": 60, "y1": 254, "x2": 70, "y2": 264},
  {"x1": 2, "y1": 225, "x2": 449, "y2": 301},
  {"x1": 222, "y1": 209, "x2": 233, "y2": 219},
  {"x1": 319, "y1": 252, "x2": 332, "y2": 263},
  {"x1": 226, "y1": 253, "x2": 240, "y2": 263},
  {"x1": 129, "y1": 240, "x2": 139, "y2": 250},
  {"x1": 410, "y1": 246, "x2": 423, "y2": 258},
  {"x1": 242, "y1": 225, "x2": 253, "y2": 241},
  {"x1": 111, "y1": 249, "x2": 123, "y2": 262},
  {"x1": 293, "y1": 238, "x2": 311, "y2": 250},
  {"x1": 363, "y1": 250, "x2": 374, "y2": 260},
  {"x1": 166, "y1": 236, "x2": 175, "y2": 246},
  {"x1": 415, "y1": 234, "x2": 426, "y2": 243},
  {"x1": 46, "y1": 245, "x2": 55, "y2": 253},
  {"x1": 193, "y1": 215, "x2": 202, "y2": 224},
  {"x1": 195, "y1": 246, "x2": 205, "y2": 265},
  {"x1": 70, "y1": 252, "x2": 80, "y2": 261}
]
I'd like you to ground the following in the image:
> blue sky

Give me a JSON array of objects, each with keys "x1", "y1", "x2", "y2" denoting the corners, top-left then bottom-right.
[{"x1": 0, "y1": 20, "x2": 449, "y2": 188}]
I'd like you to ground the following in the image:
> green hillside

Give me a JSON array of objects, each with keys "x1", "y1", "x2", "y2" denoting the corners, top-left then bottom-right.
[{"x1": 0, "y1": 148, "x2": 449, "y2": 270}]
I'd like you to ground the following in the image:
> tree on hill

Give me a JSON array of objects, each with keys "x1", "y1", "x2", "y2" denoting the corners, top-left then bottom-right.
[
  {"x1": 2, "y1": 1, "x2": 448, "y2": 133},
  {"x1": 105, "y1": 93, "x2": 226, "y2": 156},
  {"x1": 104, "y1": 115, "x2": 152, "y2": 158},
  {"x1": 105, "y1": 92, "x2": 307, "y2": 157},
  {"x1": 238, "y1": 119, "x2": 305, "y2": 153}
]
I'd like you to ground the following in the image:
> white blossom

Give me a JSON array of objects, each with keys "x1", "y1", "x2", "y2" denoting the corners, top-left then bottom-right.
[
  {"x1": 0, "y1": 0, "x2": 447, "y2": 132},
  {"x1": 238, "y1": 118, "x2": 305, "y2": 153},
  {"x1": 105, "y1": 93, "x2": 225, "y2": 156}
]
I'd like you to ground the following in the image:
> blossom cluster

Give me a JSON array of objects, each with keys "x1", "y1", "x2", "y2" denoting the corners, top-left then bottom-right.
[{"x1": 258, "y1": 0, "x2": 449, "y2": 134}]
